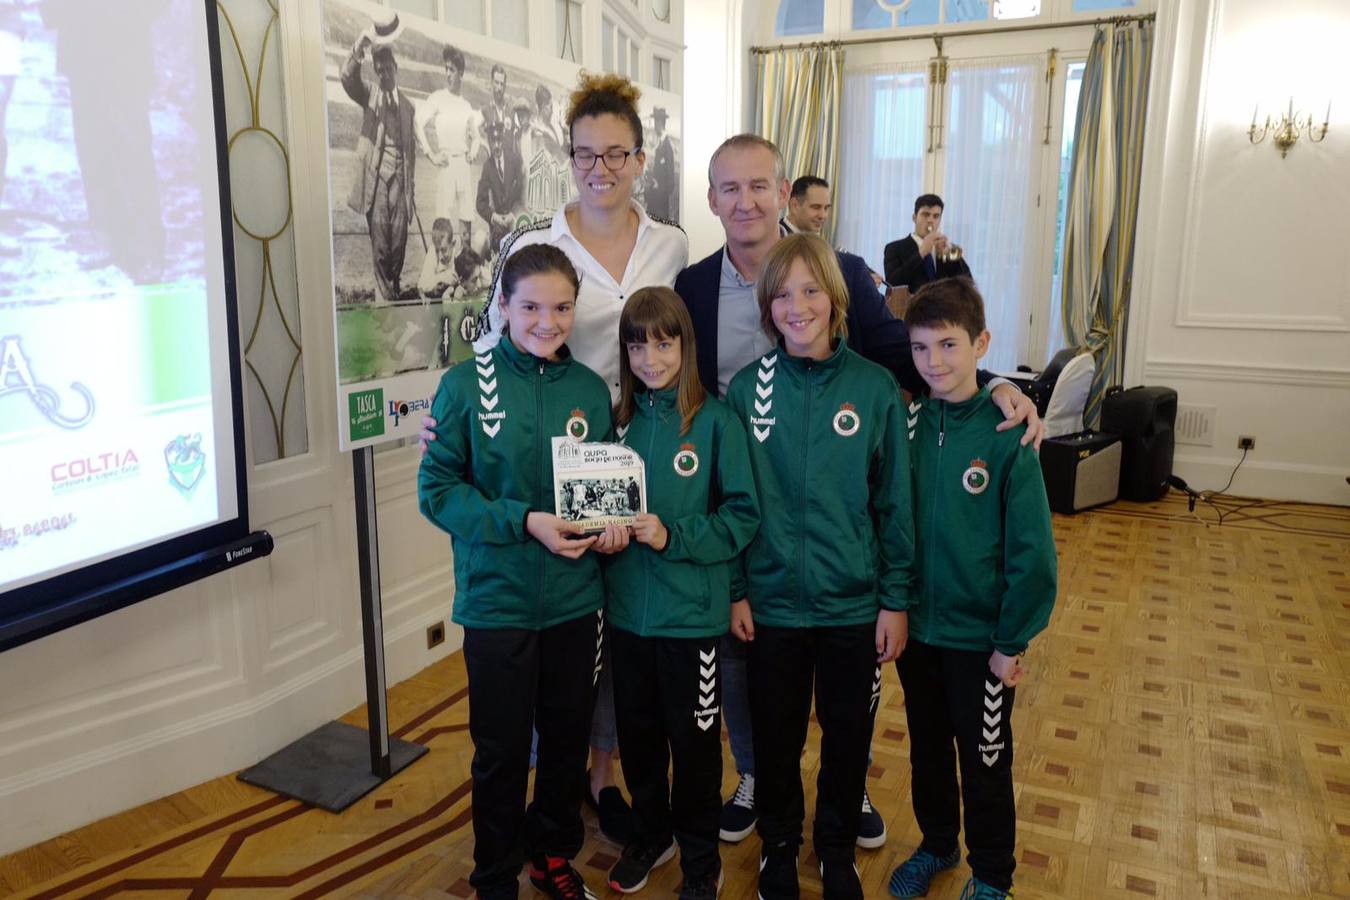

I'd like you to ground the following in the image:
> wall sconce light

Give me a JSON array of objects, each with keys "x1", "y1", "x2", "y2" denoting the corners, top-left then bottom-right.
[{"x1": 1248, "y1": 98, "x2": 1330, "y2": 158}]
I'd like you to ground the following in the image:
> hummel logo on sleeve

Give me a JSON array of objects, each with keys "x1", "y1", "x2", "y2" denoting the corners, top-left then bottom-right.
[
  {"x1": 751, "y1": 353, "x2": 778, "y2": 443},
  {"x1": 477, "y1": 352, "x2": 504, "y2": 438}
]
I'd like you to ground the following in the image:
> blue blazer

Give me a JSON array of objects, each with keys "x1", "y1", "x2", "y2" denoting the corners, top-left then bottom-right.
[{"x1": 673, "y1": 246, "x2": 928, "y2": 397}]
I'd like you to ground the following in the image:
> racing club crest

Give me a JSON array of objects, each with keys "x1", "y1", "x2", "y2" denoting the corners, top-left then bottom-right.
[
  {"x1": 165, "y1": 433, "x2": 207, "y2": 497},
  {"x1": 832, "y1": 402, "x2": 861, "y2": 437},
  {"x1": 962, "y1": 458, "x2": 990, "y2": 495},
  {"x1": 565, "y1": 408, "x2": 589, "y2": 440},
  {"x1": 673, "y1": 442, "x2": 699, "y2": 477}
]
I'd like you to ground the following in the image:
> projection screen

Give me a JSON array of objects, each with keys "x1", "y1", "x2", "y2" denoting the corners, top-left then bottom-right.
[{"x1": 0, "y1": 0, "x2": 268, "y2": 651}]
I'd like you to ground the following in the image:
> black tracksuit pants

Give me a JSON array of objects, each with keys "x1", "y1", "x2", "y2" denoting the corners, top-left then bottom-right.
[
  {"x1": 748, "y1": 621, "x2": 878, "y2": 864},
  {"x1": 462, "y1": 610, "x2": 604, "y2": 899},
  {"x1": 897, "y1": 639, "x2": 1017, "y2": 891},
  {"x1": 611, "y1": 628, "x2": 723, "y2": 882}
]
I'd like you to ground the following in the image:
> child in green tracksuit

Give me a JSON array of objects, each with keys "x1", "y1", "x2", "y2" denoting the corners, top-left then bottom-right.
[
  {"x1": 887, "y1": 278, "x2": 1058, "y2": 900},
  {"x1": 600, "y1": 286, "x2": 760, "y2": 900},
  {"x1": 725, "y1": 234, "x2": 915, "y2": 900},
  {"x1": 418, "y1": 244, "x2": 625, "y2": 900}
]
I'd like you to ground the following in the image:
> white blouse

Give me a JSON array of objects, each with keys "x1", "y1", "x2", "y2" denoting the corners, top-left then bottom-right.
[{"x1": 477, "y1": 201, "x2": 689, "y2": 402}]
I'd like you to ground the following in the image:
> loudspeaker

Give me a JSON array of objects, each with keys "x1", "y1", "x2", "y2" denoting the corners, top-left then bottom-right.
[
  {"x1": 1100, "y1": 386, "x2": 1177, "y2": 501},
  {"x1": 1039, "y1": 431, "x2": 1122, "y2": 514}
]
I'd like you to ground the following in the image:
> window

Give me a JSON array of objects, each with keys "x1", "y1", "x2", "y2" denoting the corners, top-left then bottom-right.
[
  {"x1": 390, "y1": 0, "x2": 436, "y2": 19},
  {"x1": 653, "y1": 55, "x2": 671, "y2": 90},
  {"x1": 1072, "y1": 0, "x2": 1136, "y2": 10},
  {"x1": 1047, "y1": 62, "x2": 1086, "y2": 355},
  {"x1": 775, "y1": 0, "x2": 825, "y2": 37},
  {"x1": 942, "y1": 58, "x2": 1041, "y2": 372},
  {"x1": 869, "y1": 72, "x2": 926, "y2": 161},
  {"x1": 945, "y1": 0, "x2": 989, "y2": 23},
  {"x1": 557, "y1": 0, "x2": 582, "y2": 62},
  {"x1": 491, "y1": 0, "x2": 529, "y2": 47},
  {"x1": 853, "y1": 0, "x2": 940, "y2": 30},
  {"x1": 602, "y1": 15, "x2": 643, "y2": 79},
  {"x1": 993, "y1": 0, "x2": 1039, "y2": 17}
]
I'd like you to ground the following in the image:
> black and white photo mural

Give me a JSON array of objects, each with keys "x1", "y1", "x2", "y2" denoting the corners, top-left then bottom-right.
[{"x1": 322, "y1": 0, "x2": 682, "y2": 448}]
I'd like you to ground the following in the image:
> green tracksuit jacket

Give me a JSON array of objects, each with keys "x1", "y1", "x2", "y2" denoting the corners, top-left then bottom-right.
[
  {"x1": 418, "y1": 336, "x2": 613, "y2": 630},
  {"x1": 603, "y1": 388, "x2": 761, "y2": 638},
  {"x1": 725, "y1": 341, "x2": 915, "y2": 628},
  {"x1": 907, "y1": 386, "x2": 1058, "y2": 655}
]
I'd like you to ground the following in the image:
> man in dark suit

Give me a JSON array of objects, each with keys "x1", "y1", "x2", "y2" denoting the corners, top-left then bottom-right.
[
  {"x1": 644, "y1": 107, "x2": 676, "y2": 220},
  {"x1": 883, "y1": 193, "x2": 971, "y2": 295},
  {"x1": 475, "y1": 116, "x2": 522, "y2": 256},
  {"x1": 782, "y1": 175, "x2": 831, "y2": 235},
  {"x1": 342, "y1": 15, "x2": 417, "y2": 304}
]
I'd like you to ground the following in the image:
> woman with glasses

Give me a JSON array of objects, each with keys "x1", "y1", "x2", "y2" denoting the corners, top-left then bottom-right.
[
  {"x1": 435, "y1": 71, "x2": 689, "y2": 853},
  {"x1": 475, "y1": 71, "x2": 688, "y2": 397}
]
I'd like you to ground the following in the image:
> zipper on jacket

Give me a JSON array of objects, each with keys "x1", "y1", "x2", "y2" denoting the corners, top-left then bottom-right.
[
  {"x1": 640, "y1": 399, "x2": 658, "y2": 634},
  {"x1": 798, "y1": 362, "x2": 812, "y2": 628},
  {"x1": 926, "y1": 402, "x2": 944, "y2": 632},
  {"x1": 536, "y1": 361, "x2": 546, "y2": 621}
]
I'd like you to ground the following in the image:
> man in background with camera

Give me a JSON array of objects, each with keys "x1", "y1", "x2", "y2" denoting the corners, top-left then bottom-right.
[{"x1": 883, "y1": 193, "x2": 971, "y2": 294}]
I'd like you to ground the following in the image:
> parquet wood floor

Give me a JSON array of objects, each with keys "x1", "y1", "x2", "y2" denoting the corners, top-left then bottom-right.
[{"x1": 3, "y1": 491, "x2": 1348, "y2": 899}]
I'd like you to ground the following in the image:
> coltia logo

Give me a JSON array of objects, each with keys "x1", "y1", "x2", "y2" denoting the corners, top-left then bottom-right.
[
  {"x1": 388, "y1": 396, "x2": 431, "y2": 427},
  {"x1": 51, "y1": 448, "x2": 140, "y2": 488}
]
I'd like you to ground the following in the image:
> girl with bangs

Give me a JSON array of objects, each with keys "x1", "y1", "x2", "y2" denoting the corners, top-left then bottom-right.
[
  {"x1": 600, "y1": 286, "x2": 760, "y2": 900},
  {"x1": 425, "y1": 72, "x2": 689, "y2": 843},
  {"x1": 724, "y1": 234, "x2": 915, "y2": 900}
]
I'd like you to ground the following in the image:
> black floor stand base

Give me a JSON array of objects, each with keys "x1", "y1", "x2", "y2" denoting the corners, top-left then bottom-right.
[{"x1": 238, "y1": 720, "x2": 427, "y2": 813}]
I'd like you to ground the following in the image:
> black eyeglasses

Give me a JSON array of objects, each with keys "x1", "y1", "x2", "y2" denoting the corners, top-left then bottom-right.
[{"x1": 569, "y1": 147, "x2": 640, "y2": 172}]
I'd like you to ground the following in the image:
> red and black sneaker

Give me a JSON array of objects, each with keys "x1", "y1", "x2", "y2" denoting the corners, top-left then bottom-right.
[{"x1": 528, "y1": 856, "x2": 599, "y2": 900}]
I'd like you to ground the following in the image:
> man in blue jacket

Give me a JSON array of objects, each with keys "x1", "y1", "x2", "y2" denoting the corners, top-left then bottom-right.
[{"x1": 674, "y1": 133, "x2": 1044, "y2": 854}]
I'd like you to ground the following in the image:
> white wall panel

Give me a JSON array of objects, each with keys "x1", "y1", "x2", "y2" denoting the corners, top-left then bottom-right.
[{"x1": 1127, "y1": 0, "x2": 1350, "y2": 505}]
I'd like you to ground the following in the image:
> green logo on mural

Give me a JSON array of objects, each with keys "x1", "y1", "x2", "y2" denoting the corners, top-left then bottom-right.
[{"x1": 349, "y1": 388, "x2": 385, "y2": 441}]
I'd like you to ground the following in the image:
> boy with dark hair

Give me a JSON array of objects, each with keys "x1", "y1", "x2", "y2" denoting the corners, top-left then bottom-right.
[{"x1": 888, "y1": 277, "x2": 1057, "y2": 900}]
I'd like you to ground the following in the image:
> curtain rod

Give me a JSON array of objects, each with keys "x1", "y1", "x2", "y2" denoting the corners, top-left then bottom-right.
[{"x1": 749, "y1": 12, "x2": 1155, "y2": 54}]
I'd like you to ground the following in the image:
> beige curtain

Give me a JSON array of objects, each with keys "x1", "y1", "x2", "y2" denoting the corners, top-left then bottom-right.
[
  {"x1": 752, "y1": 44, "x2": 844, "y2": 238},
  {"x1": 1060, "y1": 20, "x2": 1154, "y2": 427}
]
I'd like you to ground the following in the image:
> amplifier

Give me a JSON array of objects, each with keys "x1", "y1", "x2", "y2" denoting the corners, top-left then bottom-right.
[
  {"x1": 1039, "y1": 431, "x2": 1122, "y2": 514},
  {"x1": 1101, "y1": 386, "x2": 1178, "y2": 501}
]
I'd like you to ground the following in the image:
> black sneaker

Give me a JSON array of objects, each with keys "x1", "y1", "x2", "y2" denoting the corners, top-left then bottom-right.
[
  {"x1": 819, "y1": 859, "x2": 864, "y2": 900},
  {"x1": 583, "y1": 774, "x2": 634, "y2": 845},
  {"x1": 608, "y1": 839, "x2": 677, "y2": 893},
  {"x1": 528, "y1": 856, "x2": 598, "y2": 900},
  {"x1": 719, "y1": 772, "x2": 757, "y2": 842},
  {"x1": 856, "y1": 788, "x2": 888, "y2": 849},
  {"x1": 756, "y1": 841, "x2": 800, "y2": 900},
  {"x1": 678, "y1": 867, "x2": 723, "y2": 900}
]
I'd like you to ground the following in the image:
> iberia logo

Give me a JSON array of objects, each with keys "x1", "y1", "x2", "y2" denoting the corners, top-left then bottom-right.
[
  {"x1": 565, "y1": 408, "x2": 589, "y2": 440},
  {"x1": 832, "y1": 402, "x2": 860, "y2": 437},
  {"x1": 962, "y1": 458, "x2": 990, "y2": 495},
  {"x1": 673, "y1": 442, "x2": 699, "y2": 477}
]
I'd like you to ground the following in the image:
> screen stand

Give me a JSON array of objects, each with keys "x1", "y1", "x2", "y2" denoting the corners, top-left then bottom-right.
[{"x1": 238, "y1": 446, "x2": 427, "y2": 811}]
